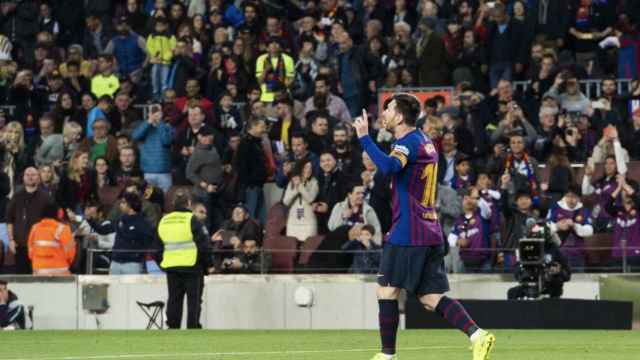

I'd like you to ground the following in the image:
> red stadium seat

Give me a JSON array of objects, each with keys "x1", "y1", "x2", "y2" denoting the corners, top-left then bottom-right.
[{"x1": 298, "y1": 235, "x2": 325, "y2": 266}]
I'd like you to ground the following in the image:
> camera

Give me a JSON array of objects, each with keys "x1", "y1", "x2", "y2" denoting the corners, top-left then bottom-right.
[{"x1": 507, "y1": 219, "x2": 570, "y2": 299}]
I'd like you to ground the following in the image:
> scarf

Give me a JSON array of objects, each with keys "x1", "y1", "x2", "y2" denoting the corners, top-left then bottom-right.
[
  {"x1": 265, "y1": 54, "x2": 286, "y2": 86},
  {"x1": 505, "y1": 152, "x2": 539, "y2": 202}
]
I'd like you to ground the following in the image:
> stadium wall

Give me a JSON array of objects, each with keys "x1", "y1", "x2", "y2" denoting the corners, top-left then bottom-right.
[{"x1": 0, "y1": 274, "x2": 615, "y2": 330}]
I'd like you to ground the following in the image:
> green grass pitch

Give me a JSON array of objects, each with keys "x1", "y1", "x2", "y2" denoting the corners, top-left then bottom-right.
[{"x1": 1, "y1": 330, "x2": 639, "y2": 359}]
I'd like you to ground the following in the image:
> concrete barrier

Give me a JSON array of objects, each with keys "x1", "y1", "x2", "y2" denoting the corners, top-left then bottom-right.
[{"x1": 1, "y1": 274, "x2": 609, "y2": 330}]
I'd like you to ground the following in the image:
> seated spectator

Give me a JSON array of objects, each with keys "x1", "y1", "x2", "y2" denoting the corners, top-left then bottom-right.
[
  {"x1": 220, "y1": 239, "x2": 271, "y2": 274},
  {"x1": 544, "y1": 72, "x2": 590, "y2": 115},
  {"x1": 0, "y1": 280, "x2": 25, "y2": 330},
  {"x1": 78, "y1": 117, "x2": 119, "y2": 165},
  {"x1": 175, "y1": 78, "x2": 214, "y2": 116},
  {"x1": 132, "y1": 103, "x2": 173, "y2": 193},
  {"x1": 448, "y1": 187, "x2": 493, "y2": 273},
  {"x1": 547, "y1": 186, "x2": 594, "y2": 271},
  {"x1": 341, "y1": 224, "x2": 381, "y2": 274},
  {"x1": 92, "y1": 157, "x2": 115, "y2": 190},
  {"x1": 91, "y1": 192, "x2": 153, "y2": 275},
  {"x1": 606, "y1": 175, "x2": 640, "y2": 272},
  {"x1": 361, "y1": 152, "x2": 392, "y2": 235},
  {"x1": 304, "y1": 75, "x2": 351, "y2": 124},
  {"x1": 283, "y1": 159, "x2": 319, "y2": 243},
  {"x1": 328, "y1": 183, "x2": 382, "y2": 245}
]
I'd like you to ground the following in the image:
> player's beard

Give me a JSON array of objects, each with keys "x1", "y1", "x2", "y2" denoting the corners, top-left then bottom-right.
[{"x1": 384, "y1": 114, "x2": 400, "y2": 131}]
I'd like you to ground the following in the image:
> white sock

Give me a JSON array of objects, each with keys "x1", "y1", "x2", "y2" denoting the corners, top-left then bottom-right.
[{"x1": 469, "y1": 328, "x2": 483, "y2": 342}]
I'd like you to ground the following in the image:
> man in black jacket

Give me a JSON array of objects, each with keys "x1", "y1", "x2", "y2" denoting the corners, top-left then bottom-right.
[
  {"x1": 485, "y1": 3, "x2": 527, "y2": 88},
  {"x1": 313, "y1": 152, "x2": 347, "y2": 234},
  {"x1": 0, "y1": 0, "x2": 39, "y2": 61},
  {"x1": 234, "y1": 117, "x2": 268, "y2": 222}
]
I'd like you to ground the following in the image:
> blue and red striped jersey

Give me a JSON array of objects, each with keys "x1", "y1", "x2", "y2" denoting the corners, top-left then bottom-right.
[{"x1": 360, "y1": 129, "x2": 444, "y2": 247}]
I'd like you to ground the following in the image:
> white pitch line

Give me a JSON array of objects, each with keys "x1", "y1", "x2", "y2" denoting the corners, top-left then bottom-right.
[{"x1": 2, "y1": 346, "x2": 460, "y2": 360}]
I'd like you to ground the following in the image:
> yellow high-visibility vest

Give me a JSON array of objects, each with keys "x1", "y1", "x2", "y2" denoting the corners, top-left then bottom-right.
[{"x1": 158, "y1": 211, "x2": 197, "y2": 268}]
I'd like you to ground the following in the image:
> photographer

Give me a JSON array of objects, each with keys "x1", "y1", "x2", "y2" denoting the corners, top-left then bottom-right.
[
  {"x1": 0, "y1": 279, "x2": 25, "y2": 330},
  {"x1": 490, "y1": 102, "x2": 537, "y2": 146},
  {"x1": 543, "y1": 72, "x2": 590, "y2": 115},
  {"x1": 547, "y1": 186, "x2": 594, "y2": 271},
  {"x1": 507, "y1": 237, "x2": 571, "y2": 299}
]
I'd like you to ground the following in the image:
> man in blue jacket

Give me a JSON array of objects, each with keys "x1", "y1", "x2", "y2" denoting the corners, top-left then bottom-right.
[{"x1": 132, "y1": 103, "x2": 174, "y2": 193}]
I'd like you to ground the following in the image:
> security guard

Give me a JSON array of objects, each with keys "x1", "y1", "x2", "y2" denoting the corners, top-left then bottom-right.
[
  {"x1": 157, "y1": 192, "x2": 209, "y2": 329},
  {"x1": 27, "y1": 203, "x2": 76, "y2": 276}
]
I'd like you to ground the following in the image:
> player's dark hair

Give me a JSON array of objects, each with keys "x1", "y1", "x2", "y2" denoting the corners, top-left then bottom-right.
[
  {"x1": 361, "y1": 224, "x2": 375, "y2": 236},
  {"x1": 384, "y1": 94, "x2": 420, "y2": 127}
]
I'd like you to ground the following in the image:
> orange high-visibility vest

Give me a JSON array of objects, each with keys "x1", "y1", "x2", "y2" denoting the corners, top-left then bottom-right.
[{"x1": 27, "y1": 219, "x2": 76, "y2": 275}]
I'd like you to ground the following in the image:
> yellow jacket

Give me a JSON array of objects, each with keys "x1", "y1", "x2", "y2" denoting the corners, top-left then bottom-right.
[{"x1": 146, "y1": 34, "x2": 177, "y2": 65}]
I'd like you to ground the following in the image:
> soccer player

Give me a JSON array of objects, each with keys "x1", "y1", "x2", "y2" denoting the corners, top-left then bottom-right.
[{"x1": 354, "y1": 94, "x2": 495, "y2": 360}]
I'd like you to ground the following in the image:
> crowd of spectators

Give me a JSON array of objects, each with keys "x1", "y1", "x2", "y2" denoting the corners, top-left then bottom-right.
[{"x1": 0, "y1": 0, "x2": 640, "y2": 275}]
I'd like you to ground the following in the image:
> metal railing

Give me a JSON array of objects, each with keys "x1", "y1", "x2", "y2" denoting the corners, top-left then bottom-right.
[
  {"x1": 82, "y1": 245, "x2": 640, "y2": 275},
  {"x1": 513, "y1": 79, "x2": 634, "y2": 98}
]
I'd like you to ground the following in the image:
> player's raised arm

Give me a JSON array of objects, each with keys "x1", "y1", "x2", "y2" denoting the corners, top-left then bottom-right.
[{"x1": 354, "y1": 110, "x2": 405, "y2": 175}]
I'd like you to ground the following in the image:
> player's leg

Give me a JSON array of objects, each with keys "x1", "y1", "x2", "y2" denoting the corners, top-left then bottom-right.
[
  {"x1": 419, "y1": 293, "x2": 495, "y2": 360},
  {"x1": 374, "y1": 286, "x2": 401, "y2": 359}
]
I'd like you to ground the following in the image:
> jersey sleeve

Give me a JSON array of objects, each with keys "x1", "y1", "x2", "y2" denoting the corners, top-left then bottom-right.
[{"x1": 358, "y1": 135, "x2": 406, "y2": 175}]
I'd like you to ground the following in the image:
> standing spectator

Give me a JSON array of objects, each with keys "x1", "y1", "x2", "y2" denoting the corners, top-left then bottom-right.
[
  {"x1": 147, "y1": 16, "x2": 176, "y2": 101},
  {"x1": 331, "y1": 123, "x2": 362, "y2": 179},
  {"x1": 82, "y1": 14, "x2": 112, "y2": 59},
  {"x1": 113, "y1": 146, "x2": 143, "y2": 186},
  {"x1": 569, "y1": 0, "x2": 613, "y2": 72},
  {"x1": 269, "y1": 97, "x2": 303, "y2": 152},
  {"x1": 0, "y1": 0, "x2": 39, "y2": 59},
  {"x1": 2, "y1": 122, "x2": 30, "y2": 195},
  {"x1": 0, "y1": 164, "x2": 10, "y2": 267},
  {"x1": 105, "y1": 16, "x2": 147, "y2": 82},
  {"x1": 620, "y1": 108, "x2": 640, "y2": 160},
  {"x1": 543, "y1": 72, "x2": 591, "y2": 114},
  {"x1": 530, "y1": 0, "x2": 569, "y2": 49},
  {"x1": 274, "y1": 132, "x2": 318, "y2": 188},
  {"x1": 606, "y1": 175, "x2": 640, "y2": 272},
  {"x1": 27, "y1": 202, "x2": 75, "y2": 276},
  {"x1": 303, "y1": 75, "x2": 352, "y2": 124},
  {"x1": 112, "y1": 93, "x2": 141, "y2": 137},
  {"x1": 167, "y1": 38, "x2": 200, "y2": 98},
  {"x1": 547, "y1": 186, "x2": 594, "y2": 271},
  {"x1": 123, "y1": 0, "x2": 149, "y2": 37},
  {"x1": 501, "y1": 134, "x2": 541, "y2": 203},
  {"x1": 255, "y1": 37, "x2": 295, "y2": 103},
  {"x1": 132, "y1": 103, "x2": 173, "y2": 193},
  {"x1": 57, "y1": 150, "x2": 93, "y2": 212},
  {"x1": 0, "y1": 280, "x2": 25, "y2": 329},
  {"x1": 173, "y1": 106, "x2": 213, "y2": 183},
  {"x1": 92, "y1": 192, "x2": 153, "y2": 275},
  {"x1": 582, "y1": 156, "x2": 620, "y2": 233},
  {"x1": 283, "y1": 159, "x2": 319, "y2": 243},
  {"x1": 78, "y1": 118, "x2": 119, "y2": 164},
  {"x1": 91, "y1": 54, "x2": 120, "y2": 99},
  {"x1": 5, "y1": 167, "x2": 51, "y2": 274},
  {"x1": 234, "y1": 117, "x2": 268, "y2": 222},
  {"x1": 415, "y1": 17, "x2": 449, "y2": 87},
  {"x1": 313, "y1": 151, "x2": 346, "y2": 234},
  {"x1": 341, "y1": 224, "x2": 381, "y2": 274},
  {"x1": 484, "y1": 2, "x2": 527, "y2": 88},
  {"x1": 186, "y1": 126, "x2": 224, "y2": 229},
  {"x1": 447, "y1": 187, "x2": 493, "y2": 273}
]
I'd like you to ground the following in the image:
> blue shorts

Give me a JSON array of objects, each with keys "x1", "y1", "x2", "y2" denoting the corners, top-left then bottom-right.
[{"x1": 377, "y1": 242, "x2": 450, "y2": 295}]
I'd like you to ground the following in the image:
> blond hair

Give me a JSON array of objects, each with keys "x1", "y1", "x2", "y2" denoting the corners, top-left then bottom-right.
[
  {"x1": 2, "y1": 121, "x2": 24, "y2": 152},
  {"x1": 68, "y1": 150, "x2": 88, "y2": 182},
  {"x1": 63, "y1": 121, "x2": 83, "y2": 144}
]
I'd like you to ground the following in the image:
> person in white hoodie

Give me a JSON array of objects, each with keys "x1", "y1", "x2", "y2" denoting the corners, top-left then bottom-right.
[
  {"x1": 282, "y1": 159, "x2": 319, "y2": 242},
  {"x1": 546, "y1": 185, "x2": 594, "y2": 272}
]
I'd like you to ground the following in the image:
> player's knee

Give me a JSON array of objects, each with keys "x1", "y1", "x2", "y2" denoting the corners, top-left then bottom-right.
[
  {"x1": 377, "y1": 286, "x2": 400, "y2": 300},
  {"x1": 419, "y1": 294, "x2": 442, "y2": 311}
]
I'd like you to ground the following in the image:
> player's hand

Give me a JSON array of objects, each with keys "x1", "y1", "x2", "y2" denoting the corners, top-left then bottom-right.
[{"x1": 354, "y1": 109, "x2": 369, "y2": 138}]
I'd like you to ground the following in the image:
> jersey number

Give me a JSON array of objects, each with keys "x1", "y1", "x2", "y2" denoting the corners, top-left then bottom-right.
[{"x1": 421, "y1": 163, "x2": 437, "y2": 207}]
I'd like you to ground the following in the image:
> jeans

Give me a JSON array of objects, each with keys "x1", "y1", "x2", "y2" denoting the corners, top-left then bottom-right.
[
  {"x1": 151, "y1": 64, "x2": 170, "y2": 101},
  {"x1": 244, "y1": 186, "x2": 266, "y2": 224},
  {"x1": 110, "y1": 261, "x2": 145, "y2": 275},
  {"x1": 489, "y1": 62, "x2": 513, "y2": 89},
  {"x1": 144, "y1": 173, "x2": 173, "y2": 194}
]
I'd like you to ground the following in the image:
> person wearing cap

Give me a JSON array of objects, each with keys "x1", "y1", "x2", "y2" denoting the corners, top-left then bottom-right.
[
  {"x1": 255, "y1": 36, "x2": 295, "y2": 102},
  {"x1": 104, "y1": 15, "x2": 147, "y2": 82},
  {"x1": 186, "y1": 125, "x2": 224, "y2": 229},
  {"x1": 546, "y1": 185, "x2": 594, "y2": 271}
]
